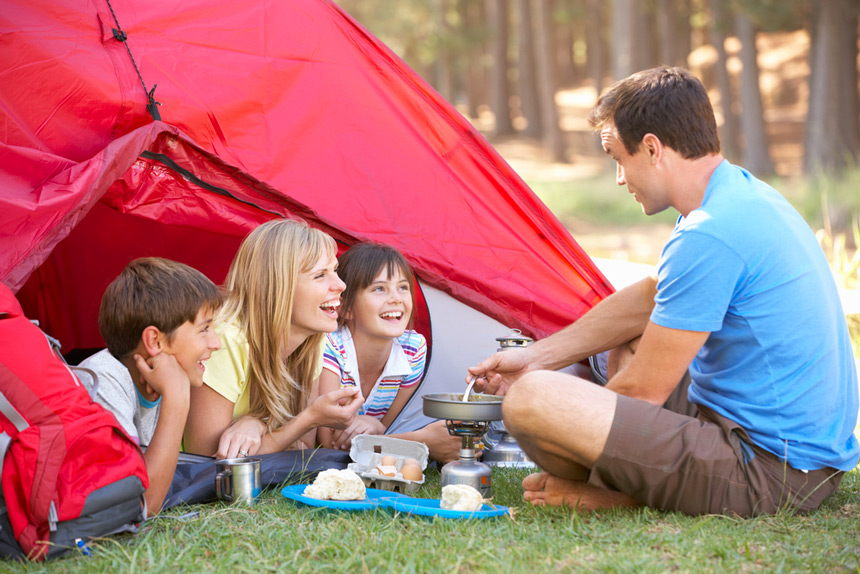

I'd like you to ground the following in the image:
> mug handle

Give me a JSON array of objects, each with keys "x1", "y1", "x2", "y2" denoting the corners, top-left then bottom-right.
[{"x1": 215, "y1": 469, "x2": 234, "y2": 502}]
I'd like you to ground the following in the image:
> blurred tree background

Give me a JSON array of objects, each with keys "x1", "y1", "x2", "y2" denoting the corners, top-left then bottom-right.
[{"x1": 336, "y1": 0, "x2": 859, "y2": 178}]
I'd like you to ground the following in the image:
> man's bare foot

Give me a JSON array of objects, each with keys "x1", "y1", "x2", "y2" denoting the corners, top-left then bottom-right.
[{"x1": 522, "y1": 471, "x2": 641, "y2": 511}]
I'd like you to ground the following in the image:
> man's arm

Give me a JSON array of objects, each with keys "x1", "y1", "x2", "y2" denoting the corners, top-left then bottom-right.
[
  {"x1": 606, "y1": 322, "x2": 709, "y2": 405},
  {"x1": 530, "y1": 274, "x2": 659, "y2": 370},
  {"x1": 470, "y1": 275, "x2": 658, "y2": 394}
]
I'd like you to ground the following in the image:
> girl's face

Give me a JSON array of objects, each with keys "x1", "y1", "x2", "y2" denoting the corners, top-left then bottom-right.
[
  {"x1": 346, "y1": 266, "x2": 412, "y2": 341},
  {"x1": 290, "y1": 252, "x2": 345, "y2": 345}
]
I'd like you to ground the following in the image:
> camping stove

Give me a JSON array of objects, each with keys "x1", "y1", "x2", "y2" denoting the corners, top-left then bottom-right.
[
  {"x1": 482, "y1": 330, "x2": 536, "y2": 468},
  {"x1": 422, "y1": 393, "x2": 502, "y2": 498}
]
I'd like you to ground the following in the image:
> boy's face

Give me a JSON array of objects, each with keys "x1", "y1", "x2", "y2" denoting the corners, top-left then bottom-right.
[{"x1": 160, "y1": 307, "x2": 221, "y2": 387}]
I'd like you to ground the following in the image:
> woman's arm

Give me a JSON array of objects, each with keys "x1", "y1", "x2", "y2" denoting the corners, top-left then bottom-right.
[
  {"x1": 185, "y1": 383, "x2": 238, "y2": 456},
  {"x1": 315, "y1": 370, "x2": 341, "y2": 449},
  {"x1": 258, "y1": 386, "x2": 364, "y2": 453}
]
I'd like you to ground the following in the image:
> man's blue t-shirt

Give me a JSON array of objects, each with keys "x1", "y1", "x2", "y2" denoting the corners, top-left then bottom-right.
[{"x1": 651, "y1": 160, "x2": 859, "y2": 472}]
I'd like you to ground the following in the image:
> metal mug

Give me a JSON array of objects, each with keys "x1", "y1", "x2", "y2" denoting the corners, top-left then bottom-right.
[{"x1": 215, "y1": 457, "x2": 262, "y2": 505}]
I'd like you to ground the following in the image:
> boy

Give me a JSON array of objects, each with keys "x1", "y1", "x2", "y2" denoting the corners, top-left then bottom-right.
[{"x1": 80, "y1": 257, "x2": 222, "y2": 515}]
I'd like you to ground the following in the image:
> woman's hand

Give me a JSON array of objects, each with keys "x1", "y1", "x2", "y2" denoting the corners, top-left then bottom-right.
[
  {"x1": 216, "y1": 416, "x2": 266, "y2": 459},
  {"x1": 330, "y1": 415, "x2": 385, "y2": 450},
  {"x1": 308, "y1": 387, "x2": 364, "y2": 429}
]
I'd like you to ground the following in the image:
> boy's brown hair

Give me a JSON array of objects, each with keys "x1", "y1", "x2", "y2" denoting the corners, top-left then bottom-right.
[{"x1": 99, "y1": 257, "x2": 222, "y2": 358}]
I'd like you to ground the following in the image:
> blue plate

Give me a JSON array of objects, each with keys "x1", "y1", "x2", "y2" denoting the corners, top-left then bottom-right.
[
  {"x1": 280, "y1": 484, "x2": 402, "y2": 511},
  {"x1": 382, "y1": 496, "x2": 509, "y2": 519}
]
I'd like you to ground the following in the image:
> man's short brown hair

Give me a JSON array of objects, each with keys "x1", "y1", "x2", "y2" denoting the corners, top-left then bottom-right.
[
  {"x1": 99, "y1": 257, "x2": 222, "y2": 358},
  {"x1": 587, "y1": 66, "x2": 720, "y2": 159}
]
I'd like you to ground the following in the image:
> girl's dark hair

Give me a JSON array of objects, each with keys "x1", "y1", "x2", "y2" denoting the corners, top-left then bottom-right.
[
  {"x1": 337, "y1": 242, "x2": 416, "y2": 329},
  {"x1": 587, "y1": 66, "x2": 720, "y2": 159}
]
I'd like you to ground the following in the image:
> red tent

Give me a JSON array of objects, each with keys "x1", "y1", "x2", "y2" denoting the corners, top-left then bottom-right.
[{"x1": 0, "y1": 0, "x2": 612, "y2": 423}]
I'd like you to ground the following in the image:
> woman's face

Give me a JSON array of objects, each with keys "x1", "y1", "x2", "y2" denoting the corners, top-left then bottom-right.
[
  {"x1": 289, "y1": 252, "x2": 345, "y2": 349},
  {"x1": 346, "y1": 266, "x2": 412, "y2": 342}
]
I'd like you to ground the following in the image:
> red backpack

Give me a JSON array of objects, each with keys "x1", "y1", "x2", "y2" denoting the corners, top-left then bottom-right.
[{"x1": 0, "y1": 283, "x2": 149, "y2": 561}]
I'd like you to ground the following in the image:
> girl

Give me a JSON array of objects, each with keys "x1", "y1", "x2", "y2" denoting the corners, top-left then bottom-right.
[
  {"x1": 184, "y1": 219, "x2": 363, "y2": 459},
  {"x1": 317, "y1": 242, "x2": 460, "y2": 463}
]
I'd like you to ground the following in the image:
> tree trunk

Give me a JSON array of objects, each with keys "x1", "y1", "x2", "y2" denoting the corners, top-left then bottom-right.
[
  {"x1": 709, "y1": 0, "x2": 740, "y2": 161},
  {"x1": 518, "y1": 0, "x2": 542, "y2": 137},
  {"x1": 435, "y1": 0, "x2": 455, "y2": 104},
  {"x1": 804, "y1": 0, "x2": 860, "y2": 175},
  {"x1": 735, "y1": 13, "x2": 774, "y2": 177},
  {"x1": 631, "y1": 0, "x2": 656, "y2": 71},
  {"x1": 555, "y1": 5, "x2": 576, "y2": 87},
  {"x1": 533, "y1": 0, "x2": 566, "y2": 161},
  {"x1": 487, "y1": 0, "x2": 515, "y2": 135},
  {"x1": 461, "y1": 0, "x2": 486, "y2": 120},
  {"x1": 586, "y1": 0, "x2": 604, "y2": 96},
  {"x1": 674, "y1": 0, "x2": 693, "y2": 65},
  {"x1": 612, "y1": 0, "x2": 635, "y2": 80},
  {"x1": 656, "y1": 0, "x2": 675, "y2": 65}
]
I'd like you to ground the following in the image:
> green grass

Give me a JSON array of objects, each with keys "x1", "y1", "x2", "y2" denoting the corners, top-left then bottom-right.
[
  {"x1": 528, "y1": 170, "x2": 679, "y2": 228},
  {"x1": 7, "y1": 466, "x2": 859, "y2": 573}
]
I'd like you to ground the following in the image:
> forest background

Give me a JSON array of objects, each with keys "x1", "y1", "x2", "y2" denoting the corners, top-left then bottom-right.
[{"x1": 337, "y1": 0, "x2": 860, "y2": 340}]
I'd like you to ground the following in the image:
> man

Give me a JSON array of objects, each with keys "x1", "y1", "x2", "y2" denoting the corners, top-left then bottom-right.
[
  {"x1": 80, "y1": 257, "x2": 222, "y2": 515},
  {"x1": 469, "y1": 66, "x2": 858, "y2": 516}
]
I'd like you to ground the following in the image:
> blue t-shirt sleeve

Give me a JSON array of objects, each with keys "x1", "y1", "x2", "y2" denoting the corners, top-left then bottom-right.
[{"x1": 651, "y1": 230, "x2": 745, "y2": 333}]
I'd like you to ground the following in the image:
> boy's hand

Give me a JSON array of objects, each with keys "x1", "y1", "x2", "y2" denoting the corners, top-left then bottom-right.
[{"x1": 134, "y1": 353, "x2": 190, "y2": 401}]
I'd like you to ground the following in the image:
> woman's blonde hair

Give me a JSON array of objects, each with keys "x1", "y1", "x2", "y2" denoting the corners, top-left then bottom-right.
[{"x1": 219, "y1": 219, "x2": 337, "y2": 429}]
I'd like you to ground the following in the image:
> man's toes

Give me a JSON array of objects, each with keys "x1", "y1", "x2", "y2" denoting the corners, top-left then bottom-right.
[{"x1": 522, "y1": 471, "x2": 548, "y2": 491}]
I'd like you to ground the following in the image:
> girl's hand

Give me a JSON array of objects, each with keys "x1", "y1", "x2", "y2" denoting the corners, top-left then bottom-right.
[
  {"x1": 309, "y1": 387, "x2": 364, "y2": 429},
  {"x1": 330, "y1": 415, "x2": 385, "y2": 450},
  {"x1": 418, "y1": 420, "x2": 462, "y2": 464},
  {"x1": 216, "y1": 416, "x2": 266, "y2": 459}
]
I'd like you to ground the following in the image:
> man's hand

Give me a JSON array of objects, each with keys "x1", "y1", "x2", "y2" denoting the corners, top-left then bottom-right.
[
  {"x1": 216, "y1": 416, "x2": 266, "y2": 459},
  {"x1": 134, "y1": 353, "x2": 189, "y2": 401},
  {"x1": 308, "y1": 387, "x2": 364, "y2": 429},
  {"x1": 466, "y1": 347, "x2": 534, "y2": 396},
  {"x1": 330, "y1": 415, "x2": 385, "y2": 450}
]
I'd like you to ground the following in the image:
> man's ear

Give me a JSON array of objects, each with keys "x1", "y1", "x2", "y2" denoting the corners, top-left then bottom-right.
[
  {"x1": 642, "y1": 133, "x2": 663, "y2": 164},
  {"x1": 141, "y1": 325, "x2": 163, "y2": 356}
]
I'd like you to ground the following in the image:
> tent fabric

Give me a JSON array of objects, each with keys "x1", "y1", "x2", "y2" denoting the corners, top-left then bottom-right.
[{"x1": 0, "y1": 0, "x2": 613, "y2": 351}]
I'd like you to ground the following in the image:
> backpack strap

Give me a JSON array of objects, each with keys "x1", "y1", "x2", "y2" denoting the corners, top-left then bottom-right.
[
  {"x1": 0, "y1": 389, "x2": 30, "y2": 479},
  {"x1": 69, "y1": 366, "x2": 100, "y2": 400}
]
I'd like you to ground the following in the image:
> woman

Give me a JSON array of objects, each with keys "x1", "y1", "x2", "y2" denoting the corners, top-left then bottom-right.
[{"x1": 184, "y1": 219, "x2": 363, "y2": 459}]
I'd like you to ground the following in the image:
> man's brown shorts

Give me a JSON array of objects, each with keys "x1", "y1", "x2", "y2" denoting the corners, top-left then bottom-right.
[{"x1": 587, "y1": 385, "x2": 843, "y2": 516}]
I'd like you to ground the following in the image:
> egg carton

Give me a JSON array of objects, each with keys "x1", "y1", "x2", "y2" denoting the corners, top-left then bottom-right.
[{"x1": 347, "y1": 434, "x2": 430, "y2": 493}]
